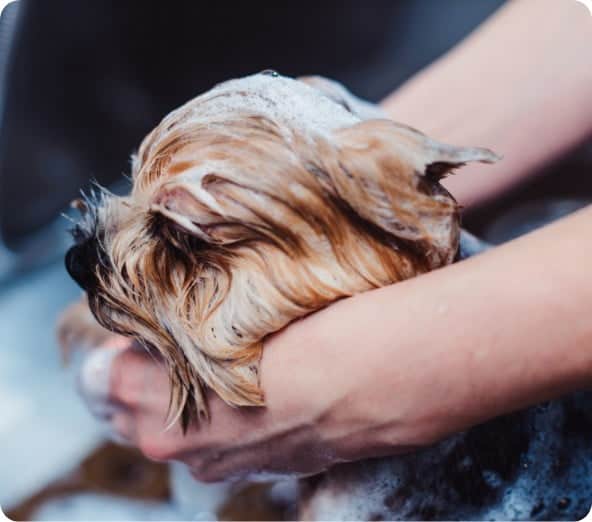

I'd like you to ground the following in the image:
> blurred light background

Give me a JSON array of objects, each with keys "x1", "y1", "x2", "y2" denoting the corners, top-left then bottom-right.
[{"x1": 0, "y1": 1, "x2": 590, "y2": 520}]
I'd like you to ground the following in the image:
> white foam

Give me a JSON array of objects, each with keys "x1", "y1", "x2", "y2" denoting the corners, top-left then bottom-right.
[{"x1": 163, "y1": 72, "x2": 360, "y2": 143}]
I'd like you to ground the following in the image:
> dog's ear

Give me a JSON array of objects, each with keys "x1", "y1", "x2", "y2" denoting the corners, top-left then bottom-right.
[
  {"x1": 322, "y1": 119, "x2": 500, "y2": 266},
  {"x1": 150, "y1": 183, "x2": 211, "y2": 241},
  {"x1": 150, "y1": 180, "x2": 258, "y2": 245}
]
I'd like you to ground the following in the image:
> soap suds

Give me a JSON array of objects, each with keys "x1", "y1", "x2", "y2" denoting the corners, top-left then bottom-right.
[{"x1": 161, "y1": 73, "x2": 361, "y2": 144}]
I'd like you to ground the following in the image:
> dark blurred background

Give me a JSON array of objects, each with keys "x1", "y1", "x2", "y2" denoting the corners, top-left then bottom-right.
[{"x1": 1, "y1": 1, "x2": 590, "y2": 520}]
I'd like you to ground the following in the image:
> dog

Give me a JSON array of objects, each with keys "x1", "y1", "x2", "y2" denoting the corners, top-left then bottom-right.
[{"x1": 62, "y1": 72, "x2": 591, "y2": 520}]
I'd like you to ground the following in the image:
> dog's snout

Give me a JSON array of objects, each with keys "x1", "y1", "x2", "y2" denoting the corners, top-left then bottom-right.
[{"x1": 65, "y1": 242, "x2": 98, "y2": 292}]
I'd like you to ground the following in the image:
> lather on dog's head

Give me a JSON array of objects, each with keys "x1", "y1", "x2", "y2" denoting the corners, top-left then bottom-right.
[{"x1": 65, "y1": 72, "x2": 498, "y2": 427}]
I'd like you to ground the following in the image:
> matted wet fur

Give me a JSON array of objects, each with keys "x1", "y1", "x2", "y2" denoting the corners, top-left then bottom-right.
[
  {"x1": 62, "y1": 73, "x2": 592, "y2": 520},
  {"x1": 64, "y1": 72, "x2": 498, "y2": 427}
]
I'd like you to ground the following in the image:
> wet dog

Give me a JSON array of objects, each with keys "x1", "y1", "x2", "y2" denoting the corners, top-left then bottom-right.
[
  {"x1": 62, "y1": 73, "x2": 591, "y2": 520},
  {"x1": 64, "y1": 72, "x2": 497, "y2": 424}
]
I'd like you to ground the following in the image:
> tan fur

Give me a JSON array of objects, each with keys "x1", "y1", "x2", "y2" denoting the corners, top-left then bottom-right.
[{"x1": 70, "y1": 73, "x2": 498, "y2": 425}]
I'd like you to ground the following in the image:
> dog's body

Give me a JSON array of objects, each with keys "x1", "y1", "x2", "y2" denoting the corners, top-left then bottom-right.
[{"x1": 62, "y1": 73, "x2": 591, "y2": 520}]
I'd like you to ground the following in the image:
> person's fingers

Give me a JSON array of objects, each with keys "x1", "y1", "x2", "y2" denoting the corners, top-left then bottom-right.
[{"x1": 80, "y1": 341, "x2": 275, "y2": 476}]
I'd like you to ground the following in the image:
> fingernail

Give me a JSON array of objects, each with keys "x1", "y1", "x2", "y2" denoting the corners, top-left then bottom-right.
[{"x1": 77, "y1": 347, "x2": 122, "y2": 415}]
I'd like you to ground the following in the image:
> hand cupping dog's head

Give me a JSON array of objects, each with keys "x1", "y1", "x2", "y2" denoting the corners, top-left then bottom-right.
[{"x1": 66, "y1": 72, "x2": 498, "y2": 428}]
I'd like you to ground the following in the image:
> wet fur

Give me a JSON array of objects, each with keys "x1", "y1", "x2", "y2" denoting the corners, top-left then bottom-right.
[
  {"x1": 65, "y1": 73, "x2": 497, "y2": 427},
  {"x1": 63, "y1": 73, "x2": 592, "y2": 520}
]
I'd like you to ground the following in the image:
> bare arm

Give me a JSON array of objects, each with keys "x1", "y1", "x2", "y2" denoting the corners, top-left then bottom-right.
[
  {"x1": 291, "y1": 205, "x2": 592, "y2": 456},
  {"x1": 382, "y1": 0, "x2": 592, "y2": 208}
]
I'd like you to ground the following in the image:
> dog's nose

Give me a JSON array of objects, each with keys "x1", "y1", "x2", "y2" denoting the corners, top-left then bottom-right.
[{"x1": 65, "y1": 242, "x2": 98, "y2": 292}]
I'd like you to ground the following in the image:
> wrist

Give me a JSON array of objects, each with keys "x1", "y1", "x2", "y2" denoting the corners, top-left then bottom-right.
[{"x1": 301, "y1": 294, "x2": 456, "y2": 460}]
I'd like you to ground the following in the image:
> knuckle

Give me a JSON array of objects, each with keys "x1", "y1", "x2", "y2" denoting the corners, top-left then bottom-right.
[
  {"x1": 138, "y1": 437, "x2": 172, "y2": 462},
  {"x1": 137, "y1": 432, "x2": 180, "y2": 462}
]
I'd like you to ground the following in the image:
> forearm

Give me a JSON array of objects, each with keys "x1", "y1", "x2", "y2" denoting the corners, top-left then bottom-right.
[
  {"x1": 263, "y1": 206, "x2": 592, "y2": 456},
  {"x1": 381, "y1": 0, "x2": 592, "y2": 208}
]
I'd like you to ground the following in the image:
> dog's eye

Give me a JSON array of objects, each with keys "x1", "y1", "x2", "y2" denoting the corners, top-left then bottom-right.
[{"x1": 65, "y1": 241, "x2": 99, "y2": 292}]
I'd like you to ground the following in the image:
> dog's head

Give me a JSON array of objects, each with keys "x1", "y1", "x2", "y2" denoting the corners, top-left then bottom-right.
[{"x1": 66, "y1": 72, "x2": 498, "y2": 426}]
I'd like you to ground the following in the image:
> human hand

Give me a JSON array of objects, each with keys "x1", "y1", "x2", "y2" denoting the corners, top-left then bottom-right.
[
  {"x1": 76, "y1": 317, "x2": 365, "y2": 483},
  {"x1": 75, "y1": 283, "x2": 455, "y2": 483}
]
